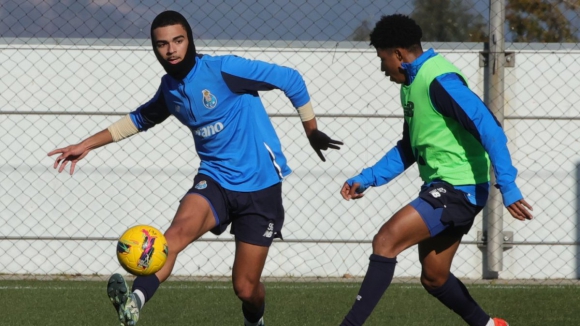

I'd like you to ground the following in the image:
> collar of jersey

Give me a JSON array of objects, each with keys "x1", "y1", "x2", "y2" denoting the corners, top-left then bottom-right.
[{"x1": 401, "y1": 48, "x2": 437, "y2": 85}]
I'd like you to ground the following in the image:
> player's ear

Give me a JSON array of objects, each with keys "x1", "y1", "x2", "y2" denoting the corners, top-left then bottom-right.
[{"x1": 394, "y1": 49, "x2": 403, "y2": 61}]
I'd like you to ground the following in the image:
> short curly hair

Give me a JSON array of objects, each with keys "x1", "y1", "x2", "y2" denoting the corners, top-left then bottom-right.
[{"x1": 369, "y1": 14, "x2": 422, "y2": 49}]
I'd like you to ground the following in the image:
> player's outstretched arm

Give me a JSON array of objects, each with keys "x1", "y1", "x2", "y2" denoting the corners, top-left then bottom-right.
[
  {"x1": 506, "y1": 198, "x2": 533, "y2": 221},
  {"x1": 48, "y1": 129, "x2": 114, "y2": 175},
  {"x1": 301, "y1": 115, "x2": 343, "y2": 162},
  {"x1": 48, "y1": 114, "x2": 140, "y2": 175}
]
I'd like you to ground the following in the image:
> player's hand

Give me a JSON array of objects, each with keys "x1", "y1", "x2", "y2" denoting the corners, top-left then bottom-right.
[
  {"x1": 506, "y1": 199, "x2": 533, "y2": 221},
  {"x1": 47, "y1": 143, "x2": 90, "y2": 175},
  {"x1": 307, "y1": 129, "x2": 343, "y2": 162},
  {"x1": 341, "y1": 182, "x2": 365, "y2": 201}
]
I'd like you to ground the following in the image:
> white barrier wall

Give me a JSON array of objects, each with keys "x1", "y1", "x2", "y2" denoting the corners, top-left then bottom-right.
[{"x1": 1, "y1": 40, "x2": 579, "y2": 279}]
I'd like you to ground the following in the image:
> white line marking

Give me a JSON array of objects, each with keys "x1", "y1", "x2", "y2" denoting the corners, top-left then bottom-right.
[{"x1": 0, "y1": 284, "x2": 574, "y2": 290}]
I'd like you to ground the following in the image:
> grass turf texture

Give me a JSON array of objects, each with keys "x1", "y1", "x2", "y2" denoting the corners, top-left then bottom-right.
[{"x1": 0, "y1": 280, "x2": 578, "y2": 325}]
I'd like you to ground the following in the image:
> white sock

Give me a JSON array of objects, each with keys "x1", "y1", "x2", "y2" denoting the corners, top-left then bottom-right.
[
  {"x1": 486, "y1": 318, "x2": 495, "y2": 326},
  {"x1": 244, "y1": 316, "x2": 264, "y2": 326},
  {"x1": 133, "y1": 289, "x2": 146, "y2": 309}
]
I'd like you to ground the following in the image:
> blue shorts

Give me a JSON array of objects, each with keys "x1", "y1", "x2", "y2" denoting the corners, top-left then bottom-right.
[
  {"x1": 184, "y1": 174, "x2": 284, "y2": 247},
  {"x1": 410, "y1": 182, "x2": 484, "y2": 237}
]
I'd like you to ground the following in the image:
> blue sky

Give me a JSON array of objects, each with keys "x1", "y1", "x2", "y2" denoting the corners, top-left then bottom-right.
[{"x1": 0, "y1": 0, "x2": 492, "y2": 41}]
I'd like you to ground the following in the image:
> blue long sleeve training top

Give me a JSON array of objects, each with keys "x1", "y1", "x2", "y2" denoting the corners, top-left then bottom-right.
[{"x1": 129, "y1": 54, "x2": 311, "y2": 192}]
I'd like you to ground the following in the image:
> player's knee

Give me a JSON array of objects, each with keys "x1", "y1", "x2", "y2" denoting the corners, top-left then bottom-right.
[
  {"x1": 233, "y1": 280, "x2": 260, "y2": 303},
  {"x1": 372, "y1": 231, "x2": 398, "y2": 257},
  {"x1": 164, "y1": 225, "x2": 184, "y2": 241},
  {"x1": 163, "y1": 225, "x2": 193, "y2": 253},
  {"x1": 420, "y1": 270, "x2": 449, "y2": 290}
]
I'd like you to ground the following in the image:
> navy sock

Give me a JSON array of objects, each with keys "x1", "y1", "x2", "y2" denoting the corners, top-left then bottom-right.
[
  {"x1": 426, "y1": 273, "x2": 490, "y2": 326},
  {"x1": 132, "y1": 274, "x2": 161, "y2": 303},
  {"x1": 341, "y1": 254, "x2": 397, "y2": 326},
  {"x1": 242, "y1": 302, "x2": 265, "y2": 323}
]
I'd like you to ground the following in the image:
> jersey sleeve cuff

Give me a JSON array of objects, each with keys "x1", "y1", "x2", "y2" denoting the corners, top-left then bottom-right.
[
  {"x1": 500, "y1": 183, "x2": 523, "y2": 207},
  {"x1": 292, "y1": 94, "x2": 311, "y2": 109},
  {"x1": 346, "y1": 174, "x2": 371, "y2": 193}
]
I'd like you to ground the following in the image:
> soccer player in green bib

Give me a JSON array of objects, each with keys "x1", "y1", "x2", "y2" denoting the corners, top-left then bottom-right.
[{"x1": 339, "y1": 14, "x2": 533, "y2": 326}]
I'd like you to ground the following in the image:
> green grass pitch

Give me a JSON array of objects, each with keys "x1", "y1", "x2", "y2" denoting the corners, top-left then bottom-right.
[{"x1": 0, "y1": 280, "x2": 578, "y2": 325}]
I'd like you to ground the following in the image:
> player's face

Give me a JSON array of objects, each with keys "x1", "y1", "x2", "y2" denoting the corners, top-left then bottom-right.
[
  {"x1": 376, "y1": 48, "x2": 406, "y2": 84},
  {"x1": 153, "y1": 24, "x2": 189, "y2": 64}
]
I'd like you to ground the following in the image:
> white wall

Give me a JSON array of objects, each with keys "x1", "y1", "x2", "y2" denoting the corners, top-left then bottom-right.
[{"x1": 1, "y1": 41, "x2": 579, "y2": 279}]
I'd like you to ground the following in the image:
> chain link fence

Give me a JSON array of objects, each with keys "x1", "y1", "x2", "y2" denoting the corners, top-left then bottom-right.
[{"x1": 1, "y1": 0, "x2": 580, "y2": 283}]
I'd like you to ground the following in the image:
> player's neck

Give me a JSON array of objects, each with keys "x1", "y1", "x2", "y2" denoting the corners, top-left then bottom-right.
[{"x1": 403, "y1": 49, "x2": 423, "y2": 64}]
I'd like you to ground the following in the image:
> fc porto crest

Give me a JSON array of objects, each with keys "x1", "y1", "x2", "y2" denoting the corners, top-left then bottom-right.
[{"x1": 202, "y1": 89, "x2": 217, "y2": 109}]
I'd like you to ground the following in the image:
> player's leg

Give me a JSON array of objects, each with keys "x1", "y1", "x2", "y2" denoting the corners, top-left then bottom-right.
[
  {"x1": 340, "y1": 204, "x2": 431, "y2": 326},
  {"x1": 229, "y1": 182, "x2": 284, "y2": 326},
  {"x1": 232, "y1": 241, "x2": 269, "y2": 326},
  {"x1": 154, "y1": 193, "x2": 217, "y2": 282},
  {"x1": 418, "y1": 182, "x2": 504, "y2": 326},
  {"x1": 108, "y1": 175, "x2": 221, "y2": 326},
  {"x1": 420, "y1": 232, "x2": 497, "y2": 326}
]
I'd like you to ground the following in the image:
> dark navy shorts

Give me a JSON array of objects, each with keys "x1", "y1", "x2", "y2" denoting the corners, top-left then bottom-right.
[
  {"x1": 184, "y1": 174, "x2": 284, "y2": 247},
  {"x1": 410, "y1": 182, "x2": 484, "y2": 237}
]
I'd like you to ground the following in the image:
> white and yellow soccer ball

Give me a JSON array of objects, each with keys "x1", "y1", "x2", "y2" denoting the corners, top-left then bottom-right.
[{"x1": 116, "y1": 225, "x2": 168, "y2": 276}]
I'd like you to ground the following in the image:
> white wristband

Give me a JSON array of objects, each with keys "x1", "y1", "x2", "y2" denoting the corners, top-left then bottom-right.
[
  {"x1": 107, "y1": 114, "x2": 139, "y2": 142},
  {"x1": 297, "y1": 101, "x2": 315, "y2": 122}
]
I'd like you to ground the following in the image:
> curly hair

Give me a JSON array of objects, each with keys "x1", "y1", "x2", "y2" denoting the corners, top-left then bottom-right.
[{"x1": 369, "y1": 14, "x2": 422, "y2": 50}]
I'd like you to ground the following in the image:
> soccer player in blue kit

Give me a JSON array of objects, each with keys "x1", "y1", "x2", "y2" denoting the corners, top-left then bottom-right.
[
  {"x1": 338, "y1": 15, "x2": 532, "y2": 326},
  {"x1": 48, "y1": 10, "x2": 342, "y2": 326}
]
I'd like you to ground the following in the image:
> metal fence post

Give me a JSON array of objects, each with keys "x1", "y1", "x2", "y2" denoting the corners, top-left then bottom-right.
[{"x1": 483, "y1": 0, "x2": 507, "y2": 274}]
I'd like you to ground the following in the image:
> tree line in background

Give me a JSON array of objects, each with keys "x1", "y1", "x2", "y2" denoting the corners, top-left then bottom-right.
[{"x1": 350, "y1": 0, "x2": 580, "y2": 42}]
